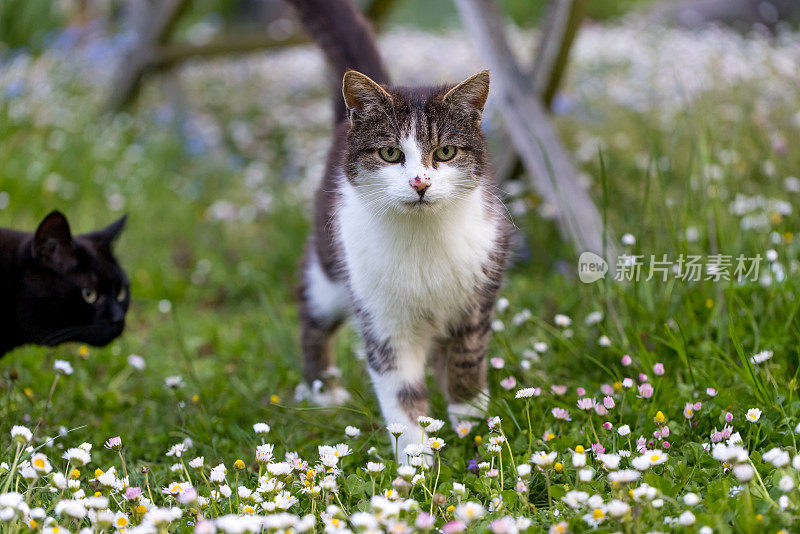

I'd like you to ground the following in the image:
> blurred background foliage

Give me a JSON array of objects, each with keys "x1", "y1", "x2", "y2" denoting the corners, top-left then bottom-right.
[{"x1": 0, "y1": 0, "x2": 658, "y2": 57}]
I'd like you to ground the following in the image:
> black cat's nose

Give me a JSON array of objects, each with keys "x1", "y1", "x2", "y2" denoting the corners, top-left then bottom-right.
[{"x1": 110, "y1": 305, "x2": 126, "y2": 324}]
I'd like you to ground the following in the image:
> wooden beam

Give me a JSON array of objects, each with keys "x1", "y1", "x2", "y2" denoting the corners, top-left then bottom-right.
[
  {"x1": 455, "y1": 0, "x2": 615, "y2": 260},
  {"x1": 364, "y1": 0, "x2": 400, "y2": 28},
  {"x1": 155, "y1": 32, "x2": 308, "y2": 68},
  {"x1": 531, "y1": 0, "x2": 585, "y2": 107},
  {"x1": 107, "y1": 0, "x2": 192, "y2": 110}
]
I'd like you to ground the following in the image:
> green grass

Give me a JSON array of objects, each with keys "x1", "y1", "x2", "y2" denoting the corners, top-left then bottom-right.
[{"x1": 2, "y1": 32, "x2": 800, "y2": 533}]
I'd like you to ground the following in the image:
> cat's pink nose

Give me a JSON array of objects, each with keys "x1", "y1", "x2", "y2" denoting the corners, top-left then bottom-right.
[{"x1": 409, "y1": 175, "x2": 431, "y2": 198}]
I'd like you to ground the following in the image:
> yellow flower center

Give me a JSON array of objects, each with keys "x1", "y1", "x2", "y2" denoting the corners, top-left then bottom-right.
[
  {"x1": 71, "y1": 469, "x2": 80, "y2": 479},
  {"x1": 136, "y1": 505, "x2": 148, "y2": 514},
  {"x1": 173, "y1": 485, "x2": 183, "y2": 492},
  {"x1": 117, "y1": 518, "x2": 128, "y2": 526},
  {"x1": 575, "y1": 445, "x2": 585, "y2": 453},
  {"x1": 651, "y1": 455, "x2": 660, "y2": 462},
  {"x1": 94, "y1": 492, "x2": 101, "y2": 497},
  {"x1": 95, "y1": 469, "x2": 104, "y2": 477},
  {"x1": 34, "y1": 458, "x2": 45, "y2": 468},
  {"x1": 446, "y1": 505, "x2": 455, "y2": 513},
  {"x1": 546, "y1": 433, "x2": 555, "y2": 441},
  {"x1": 29, "y1": 520, "x2": 37, "y2": 528},
  {"x1": 331, "y1": 518, "x2": 340, "y2": 527},
  {"x1": 270, "y1": 394, "x2": 280, "y2": 404},
  {"x1": 592, "y1": 508, "x2": 605, "y2": 519},
  {"x1": 554, "y1": 462, "x2": 563, "y2": 472}
]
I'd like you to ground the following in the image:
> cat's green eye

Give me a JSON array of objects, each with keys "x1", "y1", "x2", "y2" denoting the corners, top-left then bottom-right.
[
  {"x1": 378, "y1": 146, "x2": 403, "y2": 163},
  {"x1": 116, "y1": 287, "x2": 127, "y2": 302},
  {"x1": 433, "y1": 145, "x2": 458, "y2": 162},
  {"x1": 81, "y1": 288, "x2": 97, "y2": 304}
]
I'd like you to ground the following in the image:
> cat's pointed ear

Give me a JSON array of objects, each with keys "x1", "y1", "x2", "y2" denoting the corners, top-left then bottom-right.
[
  {"x1": 443, "y1": 70, "x2": 490, "y2": 117},
  {"x1": 342, "y1": 70, "x2": 391, "y2": 121},
  {"x1": 33, "y1": 211, "x2": 76, "y2": 272},
  {"x1": 86, "y1": 214, "x2": 127, "y2": 249}
]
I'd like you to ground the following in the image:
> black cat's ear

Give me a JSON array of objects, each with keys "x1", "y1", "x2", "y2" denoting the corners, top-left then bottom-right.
[
  {"x1": 443, "y1": 71, "x2": 490, "y2": 119},
  {"x1": 342, "y1": 70, "x2": 392, "y2": 122},
  {"x1": 33, "y1": 211, "x2": 76, "y2": 272},
  {"x1": 88, "y1": 215, "x2": 128, "y2": 245},
  {"x1": 86, "y1": 214, "x2": 127, "y2": 249}
]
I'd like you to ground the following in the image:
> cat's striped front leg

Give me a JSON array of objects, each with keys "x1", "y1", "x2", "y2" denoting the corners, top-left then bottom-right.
[
  {"x1": 443, "y1": 308, "x2": 491, "y2": 425},
  {"x1": 364, "y1": 331, "x2": 429, "y2": 464}
]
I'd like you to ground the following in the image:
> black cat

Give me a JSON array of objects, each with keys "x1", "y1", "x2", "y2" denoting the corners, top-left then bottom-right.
[{"x1": 0, "y1": 211, "x2": 130, "y2": 357}]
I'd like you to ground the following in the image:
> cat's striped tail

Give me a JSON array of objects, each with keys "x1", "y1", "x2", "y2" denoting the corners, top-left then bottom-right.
[{"x1": 284, "y1": 0, "x2": 389, "y2": 123}]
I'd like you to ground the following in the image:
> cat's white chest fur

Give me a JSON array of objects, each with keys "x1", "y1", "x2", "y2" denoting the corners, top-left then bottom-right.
[{"x1": 339, "y1": 183, "x2": 498, "y2": 339}]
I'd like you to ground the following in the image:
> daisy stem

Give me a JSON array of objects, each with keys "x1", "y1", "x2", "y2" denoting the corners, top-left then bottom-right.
[
  {"x1": 525, "y1": 400, "x2": 533, "y2": 457},
  {"x1": 429, "y1": 452, "x2": 441, "y2": 514},
  {"x1": 589, "y1": 418, "x2": 600, "y2": 445},
  {"x1": 747, "y1": 457, "x2": 779, "y2": 508},
  {"x1": 144, "y1": 469, "x2": 155, "y2": 507},
  {"x1": 179, "y1": 458, "x2": 192, "y2": 487},
  {"x1": 234, "y1": 472, "x2": 239, "y2": 512},
  {"x1": 500, "y1": 429, "x2": 518, "y2": 477},
  {"x1": 499, "y1": 452, "x2": 504, "y2": 489},
  {"x1": 335, "y1": 491, "x2": 348, "y2": 515},
  {"x1": 41, "y1": 375, "x2": 60, "y2": 422},
  {"x1": 544, "y1": 469, "x2": 553, "y2": 509},
  {"x1": 117, "y1": 450, "x2": 129, "y2": 480},
  {"x1": 1, "y1": 443, "x2": 21, "y2": 494},
  {"x1": 200, "y1": 470, "x2": 218, "y2": 516}
]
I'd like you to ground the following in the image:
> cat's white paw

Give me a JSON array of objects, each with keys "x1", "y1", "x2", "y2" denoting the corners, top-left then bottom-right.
[
  {"x1": 294, "y1": 380, "x2": 351, "y2": 406},
  {"x1": 448, "y1": 395, "x2": 488, "y2": 426}
]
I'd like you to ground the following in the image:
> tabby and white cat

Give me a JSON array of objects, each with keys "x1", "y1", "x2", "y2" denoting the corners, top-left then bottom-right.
[{"x1": 289, "y1": 0, "x2": 512, "y2": 460}]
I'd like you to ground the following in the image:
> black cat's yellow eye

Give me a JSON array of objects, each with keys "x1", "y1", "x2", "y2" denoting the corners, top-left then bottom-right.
[
  {"x1": 81, "y1": 288, "x2": 97, "y2": 304},
  {"x1": 433, "y1": 145, "x2": 458, "y2": 162},
  {"x1": 116, "y1": 287, "x2": 127, "y2": 302},
  {"x1": 378, "y1": 146, "x2": 403, "y2": 163}
]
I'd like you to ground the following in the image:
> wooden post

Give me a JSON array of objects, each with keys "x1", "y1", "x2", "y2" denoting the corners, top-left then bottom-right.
[
  {"x1": 531, "y1": 0, "x2": 585, "y2": 107},
  {"x1": 455, "y1": 0, "x2": 615, "y2": 261},
  {"x1": 494, "y1": 0, "x2": 585, "y2": 183}
]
